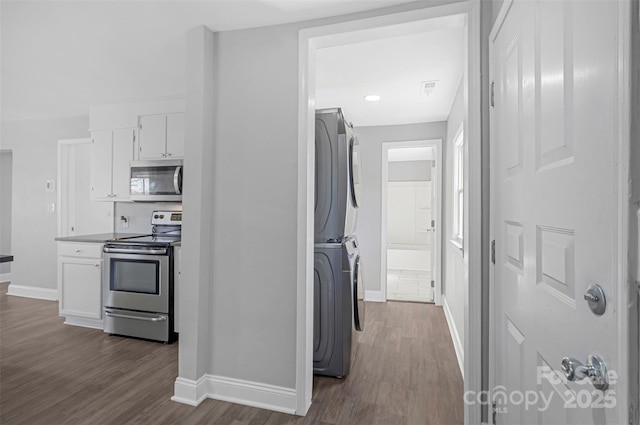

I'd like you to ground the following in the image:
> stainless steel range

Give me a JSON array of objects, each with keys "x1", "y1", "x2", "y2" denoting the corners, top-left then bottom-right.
[{"x1": 102, "y1": 210, "x2": 181, "y2": 343}]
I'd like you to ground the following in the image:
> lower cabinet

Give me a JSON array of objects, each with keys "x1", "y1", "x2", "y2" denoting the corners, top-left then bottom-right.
[{"x1": 57, "y1": 242, "x2": 104, "y2": 329}]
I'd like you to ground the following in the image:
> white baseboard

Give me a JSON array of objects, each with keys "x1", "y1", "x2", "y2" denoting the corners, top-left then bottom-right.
[
  {"x1": 365, "y1": 289, "x2": 385, "y2": 302},
  {"x1": 442, "y1": 296, "x2": 464, "y2": 378},
  {"x1": 7, "y1": 284, "x2": 57, "y2": 301},
  {"x1": 172, "y1": 376, "x2": 209, "y2": 407},
  {"x1": 172, "y1": 374, "x2": 297, "y2": 415},
  {"x1": 0, "y1": 273, "x2": 11, "y2": 283}
]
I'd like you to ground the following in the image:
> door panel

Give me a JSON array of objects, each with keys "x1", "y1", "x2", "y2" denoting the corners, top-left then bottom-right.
[
  {"x1": 90, "y1": 130, "x2": 112, "y2": 200},
  {"x1": 112, "y1": 129, "x2": 135, "y2": 200},
  {"x1": 492, "y1": 1, "x2": 622, "y2": 423},
  {"x1": 166, "y1": 113, "x2": 185, "y2": 158},
  {"x1": 139, "y1": 114, "x2": 167, "y2": 160},
  {"x1": 314, "y1": 118, "x2": 333, "y2": 241},
  {"x1": 313, "y1": 251, "x2": 335, "y2": 368}
]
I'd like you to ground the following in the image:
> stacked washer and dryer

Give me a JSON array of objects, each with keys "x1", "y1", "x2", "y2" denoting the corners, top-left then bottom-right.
[{"x1": 313, "y1": 108, "x2": 365, "y2": 378}]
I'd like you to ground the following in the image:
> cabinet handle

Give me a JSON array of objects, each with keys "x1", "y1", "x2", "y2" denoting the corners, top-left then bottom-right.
[
  {"x1": 75, "y1": 249, "x2": 81, "y2": 253},
  {"x1": 166, "y1": 153, "x2": 172, "y2": 157},
  {"x1": 94, "y1": 264, "x2": 100, "y2": 268}
]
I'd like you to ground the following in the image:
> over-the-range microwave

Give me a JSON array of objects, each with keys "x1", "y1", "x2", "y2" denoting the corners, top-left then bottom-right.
[{"x1": 130, "y1": 159, "x2": 183, "y2": 202}]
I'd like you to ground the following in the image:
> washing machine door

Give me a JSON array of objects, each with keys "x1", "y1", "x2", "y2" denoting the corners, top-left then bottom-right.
[
  {"x1": 353, "y1": 255, "x2": 365, "y2": 331},
  {"x1": 348, "y1": 136, "x2": 363, "y2": 208}
]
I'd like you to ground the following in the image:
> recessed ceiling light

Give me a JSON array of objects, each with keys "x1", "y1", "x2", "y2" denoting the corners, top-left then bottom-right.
[{"x1": 364, "y1": 94, "x2": 381, "y2": 102}]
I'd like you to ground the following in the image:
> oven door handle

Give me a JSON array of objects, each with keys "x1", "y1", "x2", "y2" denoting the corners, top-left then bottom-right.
[
  {"x1": 103, "y1": 247, "x2": 168, "y2": 255},
  {"x1": 104, "y1": 311, "x2": 167, "y2": 322}
]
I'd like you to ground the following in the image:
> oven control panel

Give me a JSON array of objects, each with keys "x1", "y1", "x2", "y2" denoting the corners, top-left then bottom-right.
[{"x1": 151, "y1": 210, "x2": 182, "y2": 226}]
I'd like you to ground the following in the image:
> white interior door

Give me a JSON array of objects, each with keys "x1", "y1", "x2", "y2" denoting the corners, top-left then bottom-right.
[
  {"x1": 491, "y1": 1, "x2": 626, "y2": 423},
  {"x1": 60, "y1": 140, "x2": 113, "y2": 237}
]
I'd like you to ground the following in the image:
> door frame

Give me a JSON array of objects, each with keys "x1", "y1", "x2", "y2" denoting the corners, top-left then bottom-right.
[
  {"x1": 488, "y1": 0, "x2": 633, "y2": 422},
  {"x1": 380, "y1": 139, "x2": 443, "y2": 305},
  {"x1": 296, "y1": 1, "x2": 482, "y2": 420}
]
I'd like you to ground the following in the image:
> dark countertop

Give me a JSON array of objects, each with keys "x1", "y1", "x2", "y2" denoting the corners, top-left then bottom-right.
[
  {"x1": 0, "y1": 255, "x2": 13, "y2": 263},
  {"x1": 55, "y1": 233, "x2": 148, "y2": 243}
]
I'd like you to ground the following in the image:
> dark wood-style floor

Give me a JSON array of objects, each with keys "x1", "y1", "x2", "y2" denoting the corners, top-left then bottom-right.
[{"x1": 0, "y1": 282, "x2": 463, "y2": 424}]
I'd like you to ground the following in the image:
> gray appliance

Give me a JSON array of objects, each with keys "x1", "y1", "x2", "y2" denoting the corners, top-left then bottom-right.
[
  {"x1": 102, "y1": 210, "x2": 181, "y2": 343},
  {"x1": 129, "y1": 159, "x2": 183, "y2": 202},
  {"x1": 313, "y1": 108, "x2": 365, "y2": 378},
  {"x1": 315, "y1": 108, "x2": 362, "y2": 243},
  {"x1": 313, "y1": 236, "x2": 364, "y2": 377}
]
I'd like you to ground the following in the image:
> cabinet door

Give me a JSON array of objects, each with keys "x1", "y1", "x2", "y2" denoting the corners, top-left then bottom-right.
[
  {"x1": 138, "y1": 114, "x2": 167, "y2": 160},
  {"x1": 166, "y1": 113, "x2": 185, "y2": 158},
  {"x1": 111, "y1": 129, "x2": 135, "y2": 200},
  {"x1": 59, "y1": 257, "x2": 102, "y2": 319},
  {"x1": 90, "y1": 130, "x2": 113, "y2": 201}
]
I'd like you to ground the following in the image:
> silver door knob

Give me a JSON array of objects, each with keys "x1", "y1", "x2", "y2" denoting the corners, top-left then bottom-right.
[{"x1": 561, "y1": 355, "x2": 608, "y2": 391}]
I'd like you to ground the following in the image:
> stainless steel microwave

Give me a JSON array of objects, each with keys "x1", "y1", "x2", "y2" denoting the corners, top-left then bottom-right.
[{"x1": 130, "y1": 160, "x2": 183, "y2": 202}]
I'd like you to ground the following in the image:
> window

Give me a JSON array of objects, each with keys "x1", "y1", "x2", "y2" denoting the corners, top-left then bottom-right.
[{"x1": 452, "y1": 127, "x2": 464, "y2": 249}]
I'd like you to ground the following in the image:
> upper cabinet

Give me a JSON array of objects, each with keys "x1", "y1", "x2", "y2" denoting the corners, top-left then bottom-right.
[
  {"x1": 90, "y1": 129, "x2": 135, "y2": 201},
  {"x1": 88, "y1": 98, "x2": 185, "y2": 202},
  {"x1": 138, "y1": 113, "x2": 185, "y2": 160}
]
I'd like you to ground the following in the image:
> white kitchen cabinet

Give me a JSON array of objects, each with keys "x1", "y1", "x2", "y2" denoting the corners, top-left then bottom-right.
[
  {"x1": 138, "y1": 113, "x2": 184, "y2": 160},
  {"x1": 90, "y1": 128, "x2": 135, "y2": 201},
  {"x1": 57, "y1": 242, "x2": 104, "y2": 329}
]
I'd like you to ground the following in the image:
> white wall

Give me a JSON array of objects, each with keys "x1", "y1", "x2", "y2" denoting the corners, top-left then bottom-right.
[
  {"x1": 354, "y1": 123, "x2": 446, "y2": 293},
  {"x1": 1, "y1": 117, "x2": 89, "y2": 290},
  {"x1": 114, "y1": 202, "x2": 182, "y2": 233},
  {"x1": 443, "y1": 78, "x2": 466, "y2": 361},
  {"x1": 388, "y1": 160, "x2": 432, "y2": 182},
  {"x1": 208, "y1": 23, "x2": 300, "y2": 389},
  {"x1": 178, "y1": 1, "x2": 463, "y2": 402},
  {"x1": 627, "y1": 0, "x2": 639, "y2": 417},
  {"x1": 0, "y1": 151, "x2": 12, "y2": 276}
]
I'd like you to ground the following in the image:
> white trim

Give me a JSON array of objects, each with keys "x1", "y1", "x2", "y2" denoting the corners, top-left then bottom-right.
[
  {"x1": 171, "y1": 375, "x2": 209, "y2": 407},
  {"x1": 0, "y1": 273, "x2": 11, "y2": 283},
  {"x1": 172, "y1": 375, "x2": 297, "y2": 415},
  {"x1": 364, "y1": 289, "x2": 385, "y2": 302},
  {"x1": 451, "y1": 124, "x2": 465, "y2": 249},
  {"x1": 381, "y1": 139, "x2": 443, "y2": 306},
  {"x1": 615, "y1": 0, "x2": 632, "y2": 422},
  {"x1": 63, "y1": 316, "x2": 103, "y2": 330},
  {"x1": 442, "y1": 295, "x2": 464, "y2": 378},
  {"x1": 298, "y1": 3, "x2": 483, "y2": 422},
  {"x1": 296, "y1": 25, "x2": 315, "y2": 418},
  {"x1": 7, "y1": 284, "x2": 57, "y2": 301},
  {"x1": 462, "y1": 4, "x2": 483, "y2": 425}
]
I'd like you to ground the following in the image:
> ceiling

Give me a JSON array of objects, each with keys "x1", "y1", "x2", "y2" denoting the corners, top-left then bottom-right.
[
  {"x1": 315, "y1": 15, "x2": 465, "y2": 127},
  {"x1": 0, "y1": 0, "x2": 418, "y2": 121}
]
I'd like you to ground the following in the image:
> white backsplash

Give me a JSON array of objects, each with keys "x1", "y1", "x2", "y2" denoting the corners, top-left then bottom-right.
[{"x1": 114, "y1": 202, "x2": 182, "y2": 233}]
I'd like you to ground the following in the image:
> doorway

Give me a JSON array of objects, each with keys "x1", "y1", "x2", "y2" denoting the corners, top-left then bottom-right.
[
  {"x1": 382, "y1": 141, "x2": 442, "y2": 304},
  {"x1": 0, "y1": 150, "x2": 13, "y2": 282},
  {"x1": 297, "y1": 2, "x2": 483, "y2": 420},
  {"x1": 57, "y1": 138, "x2": 113, "y2": 237}
]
